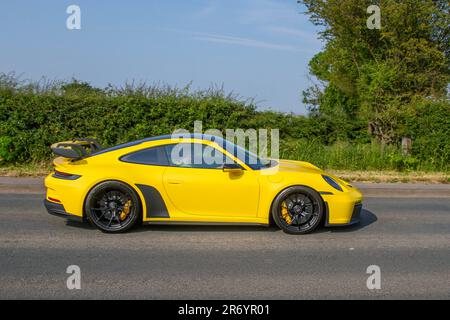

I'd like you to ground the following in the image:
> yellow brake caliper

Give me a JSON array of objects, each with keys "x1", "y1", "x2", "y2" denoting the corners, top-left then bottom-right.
[
  {"x1": 120, "y1": 200, "x2": 132, "y2": 221},
  {"x1": 281, "y1": 201, "x2": 292, "y2": 225}
]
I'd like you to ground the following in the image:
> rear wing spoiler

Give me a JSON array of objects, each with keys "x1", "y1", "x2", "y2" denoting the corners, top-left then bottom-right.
[{"x1": 51, "y1": 138, "x2": 103, "y2": 159}]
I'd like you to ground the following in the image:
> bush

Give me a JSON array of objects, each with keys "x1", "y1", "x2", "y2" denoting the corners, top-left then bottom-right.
[
  {"x1": 0, "y1": 74, "x2": 448, "y2": 172},
  {"x1": 0, "y1": 136, "x2": 16, "y2": 162},
  {"x1": 402, "y1": 99, "x2": 450, "y2": 170}
]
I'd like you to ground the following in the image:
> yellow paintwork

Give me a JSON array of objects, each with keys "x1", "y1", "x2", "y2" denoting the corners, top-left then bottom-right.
[{"x1": 44, "y1": 137, "x2": 363, "y2": 226}]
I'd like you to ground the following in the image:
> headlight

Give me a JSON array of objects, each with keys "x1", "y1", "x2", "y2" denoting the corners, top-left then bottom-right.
[{"x1": 322, "y1": 175, "x2": 343, "y2": 192}]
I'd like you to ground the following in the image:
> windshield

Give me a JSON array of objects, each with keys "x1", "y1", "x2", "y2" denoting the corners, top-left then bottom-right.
[{"x1": 214, "y1": 138, "x2": 278, "y2": 170}]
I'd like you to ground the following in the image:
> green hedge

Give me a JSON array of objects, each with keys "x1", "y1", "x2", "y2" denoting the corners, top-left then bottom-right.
[{"x1": 0, "y1": 77, "x2": 448, "y2": 171}]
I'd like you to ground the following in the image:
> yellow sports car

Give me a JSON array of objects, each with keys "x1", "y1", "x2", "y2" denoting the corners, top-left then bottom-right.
[{"x1": 44, "y1": 135, "x2": 363, "y2": 234}]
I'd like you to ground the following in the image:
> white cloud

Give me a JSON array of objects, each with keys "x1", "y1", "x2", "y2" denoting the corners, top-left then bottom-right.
[
  {"x1": 192, "y1": 32, "x2": 314, "y2": 53},
  {"x1": 266, "y1": 26, "x2": 321, "y2": 44}
]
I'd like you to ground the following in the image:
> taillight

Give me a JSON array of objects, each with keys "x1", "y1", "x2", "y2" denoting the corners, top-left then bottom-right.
[
  {"x1": 53, "y1": 170, "x2": 81, "y2": 180},
  {"x1": 48, "y1": 197, "x2": 62, "y2": 203}
]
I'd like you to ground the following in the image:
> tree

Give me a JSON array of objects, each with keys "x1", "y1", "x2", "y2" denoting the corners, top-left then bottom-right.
[{"x1": 300, "y1": 0, "x2": 449, "y2": 144}]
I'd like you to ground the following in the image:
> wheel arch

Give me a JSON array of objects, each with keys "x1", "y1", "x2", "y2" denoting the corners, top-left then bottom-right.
[{"x1": 82, "y1": 179, "x2": 144, "y2": 220}]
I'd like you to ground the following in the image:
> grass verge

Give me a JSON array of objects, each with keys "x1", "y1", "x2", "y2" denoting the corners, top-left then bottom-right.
[
  {"x1": 331, "y1": 170, "x2": 449, "y2": 184},
  {"x1": 0, "y1": 163, "x2": 448, "y2": 183},
  {"x1": 0, "y1": 163, "x2": 52, "y2": 177}
]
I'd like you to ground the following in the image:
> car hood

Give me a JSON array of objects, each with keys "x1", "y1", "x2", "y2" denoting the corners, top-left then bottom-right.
[
  {"x1": 273, "y1": 159, "x2": 353, "y2": 189},
  {"x1": 275, "y1": 159, "x2": 324, "y2": 174}
]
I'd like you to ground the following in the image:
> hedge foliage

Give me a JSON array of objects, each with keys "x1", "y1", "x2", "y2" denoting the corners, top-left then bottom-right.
[{"x1": 0, "y1": 75, "x2": 448, "y2": 171}]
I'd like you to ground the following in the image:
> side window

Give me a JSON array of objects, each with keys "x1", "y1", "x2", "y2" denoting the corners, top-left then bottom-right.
[
  {"x1": 121, "y1": 146, "x2": 169, "y2": 166},
  {"x1": 165, "y1": 143, "x2": 235, "y2": 169}
]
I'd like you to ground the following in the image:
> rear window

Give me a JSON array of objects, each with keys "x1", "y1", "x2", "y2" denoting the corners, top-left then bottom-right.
[{"x1": 120, "y1": 146, "x2": 169, "y2": 166}]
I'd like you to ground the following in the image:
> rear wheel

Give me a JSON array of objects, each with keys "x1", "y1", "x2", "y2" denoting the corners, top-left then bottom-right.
[
  {"x1": 85, "y1": 181, "x2": 141, "y2": 233},
  {"x1": 271, "y1": 186, "x2": 324, "y2": 235}
]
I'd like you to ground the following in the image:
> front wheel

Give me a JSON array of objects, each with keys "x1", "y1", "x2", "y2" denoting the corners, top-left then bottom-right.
[
  {"x1": 271, "y1": 186, "x2": 324, "y2": 235},
  {"x1": 85, "y1": 181, "x2": 141, "y2": 233}
]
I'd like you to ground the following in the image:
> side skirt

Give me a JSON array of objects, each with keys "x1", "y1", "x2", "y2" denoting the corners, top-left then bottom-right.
[{"x1": 143, "y1": 221, "x2": 270, "y2": 227}]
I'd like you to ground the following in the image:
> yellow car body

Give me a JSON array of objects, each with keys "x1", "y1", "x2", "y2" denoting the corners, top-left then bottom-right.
[{"x1": 44, "y1": 135, "x2": 363, "y2": 233}]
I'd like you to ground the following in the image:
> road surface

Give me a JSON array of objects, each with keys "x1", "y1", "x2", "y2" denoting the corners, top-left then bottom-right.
[{"x1": 0, "y1": 192, "x2": 449, "y2": 299}]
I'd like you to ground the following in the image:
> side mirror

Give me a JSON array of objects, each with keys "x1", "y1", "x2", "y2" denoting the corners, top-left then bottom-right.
[{"x1": 222, "y1": 163, "x2": 244, "y2": 173}]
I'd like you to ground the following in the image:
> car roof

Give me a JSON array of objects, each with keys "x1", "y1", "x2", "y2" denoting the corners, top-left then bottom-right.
[{"x1": 91, "y1": 134, "x2": 225, "y2": 157}]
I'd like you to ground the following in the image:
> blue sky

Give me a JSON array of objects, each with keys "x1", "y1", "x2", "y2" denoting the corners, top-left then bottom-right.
[{"x1": 0, "y1": 0, "x2": 323, "y2": 114}]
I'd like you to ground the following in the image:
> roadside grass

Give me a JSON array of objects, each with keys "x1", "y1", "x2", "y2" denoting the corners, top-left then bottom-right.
[
  {"x1": 280, "y1": 140, "x2": 448, "y2": 173},
  {"x1": 1, "y1": 139, "x2": 447, "y2": 183},
  {"x1": 0, "y1": 162, "x2": 448, "y2": 184},
  {"x1": 330, "y1": 170, "x2": 449, "y2": 184},
  {"x1": 0, "y1": 162, "x2": 51, "y2": 177}
]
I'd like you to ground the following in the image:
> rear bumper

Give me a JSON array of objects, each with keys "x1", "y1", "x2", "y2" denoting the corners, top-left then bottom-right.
[
  {"x1": 45, "y1": 173, "x2": 86, "y2": 218},
  {"x1": 44, "y1": 199, "x2": 83, "y2": 222}
]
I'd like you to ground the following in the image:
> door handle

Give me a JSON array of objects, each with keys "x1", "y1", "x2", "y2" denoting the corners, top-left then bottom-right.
[{"x1": 167, "y1": 179, "x2": 183, "y2": 185}]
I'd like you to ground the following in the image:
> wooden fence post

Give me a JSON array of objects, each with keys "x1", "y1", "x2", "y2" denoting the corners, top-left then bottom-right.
[{"x1": 402, "y1": 137, "x2": 412, "y2": 156}]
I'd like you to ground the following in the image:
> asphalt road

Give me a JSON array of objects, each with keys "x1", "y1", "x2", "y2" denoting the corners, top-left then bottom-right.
[{"x1": 0, "y1": 193, "x2": 449, "y2": 299}]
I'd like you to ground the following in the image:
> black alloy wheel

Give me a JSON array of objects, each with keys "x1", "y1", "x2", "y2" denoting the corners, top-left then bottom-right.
[
  {"x1": 271, "y1": 186, "x2": 324, "y2": 234},
  {"x1": 85, "y1": 181, "x2": 141, "y2": 233}
]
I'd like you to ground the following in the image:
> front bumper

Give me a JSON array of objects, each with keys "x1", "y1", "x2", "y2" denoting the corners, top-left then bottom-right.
[
  {"x1": 325, "y1": 202, "x2": 363, "y2": 227},
  {"x1": 325, "y1": 201, "x2": 363, "y2": 227},
  {"x1": 321, "y1": 183, "x2": 364, "y2": 226},
  {"x1": 44, "y1": 199, "x2": 83, "y2": 222},
  {"x1": 350, "y1": 202, "x2": 363, "y2": 224}
]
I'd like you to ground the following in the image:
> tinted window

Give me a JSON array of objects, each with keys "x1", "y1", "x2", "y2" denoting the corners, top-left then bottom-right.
[
  {"x1": 211, "y1": 137, "x2": 276, "y2": 170},
  {"x1": 165, "y1": 143, "x2": 235, "y2": 169},
  {"x1": 121, "y1": 146, "x2": 169, "y2": 166},
  {"x1": 224, "y1": 143, "x2": 276, "y2": 170}
]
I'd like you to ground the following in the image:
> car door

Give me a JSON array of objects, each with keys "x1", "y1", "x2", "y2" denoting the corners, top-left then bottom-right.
[{"x1": 162, "y1": 142, "x2": 260, "y2": 218}]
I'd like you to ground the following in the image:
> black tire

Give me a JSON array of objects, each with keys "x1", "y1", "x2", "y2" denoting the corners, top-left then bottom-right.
[
  {"x1": 271, "y1": 186, "x2": 324, "y2": 235},
  {"x1": 85, "y1": 181, "x2": 141, "y2": 233}
]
